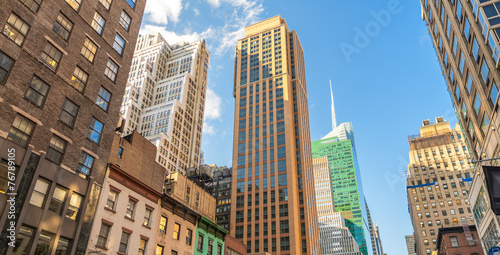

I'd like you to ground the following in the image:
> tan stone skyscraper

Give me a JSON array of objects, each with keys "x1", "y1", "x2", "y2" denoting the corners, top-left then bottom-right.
[
  {"x1": 230, "y1": 15, "x2": 321, "y2": 255},
  {"x1": 406, "y1": 117, "x2": 475, "y2": 255}
]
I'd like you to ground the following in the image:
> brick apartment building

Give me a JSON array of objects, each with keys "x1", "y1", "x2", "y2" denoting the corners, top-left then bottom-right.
[
  {"x1": 436, "y1": 225, "x2": 484, "y2": 255},
  {"x1": 0, "y1": 0, "x2": 146, "y2": 253}
]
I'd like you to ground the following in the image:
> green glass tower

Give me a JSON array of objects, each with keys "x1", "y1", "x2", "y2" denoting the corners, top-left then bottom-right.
[{"x1": 312, "y1": 122, "x2": 371, "y2": 255}]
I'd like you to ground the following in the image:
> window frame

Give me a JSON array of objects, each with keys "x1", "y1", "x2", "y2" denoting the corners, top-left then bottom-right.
[
  {"x1": 2, "y1": 12, "x2": 30, "y2": 46},
  {"x1": 119, "y1": 11, "x2": 131, "y2": 31},
  {"x1": 69, "y1": 66, "x2": 88, "y2": 93},
  {"x1": 76, "y1": 151, "x2": 94, "y2": 176},
  {"x1": 104, "y1": 58, "x2": 118, "y2": 82},
  {"x1": 112, "y1": 33, "x2": 126, "y2": 55},
  {"x1": 59, "y1": 98, "x2": 79, "y2": 127},
  {"x1": 24, "y1": 75, "x2": 50, "y2": 108},
  {"x1": 29, "y1": 177, "x2": 50, "y2": 208},
  {"x1": 173, "y1": 222, "x2": 181, "y2": 240},
  {"x1": 65, "y1": 0, "x2": 83, "y2": 12},
  {"x1": 0, "y1": 50, "x2": 14, "y2": 85},
  {"x1": 87, "y1": 117, "x2": 103, "y2": 144},
  {"x1": 91, "y1": 12, "x2": 105, "y2": 35},
  {"x1": 40, "y1": 42, "x2": 62, "y2": 71},
  {"x1": 125, "y1": 198, "x2": 136, "y2": 219},
  {"x1": 118, "y1": 231, "x2": 130, "y2": 254},
  {"x1": 96, "y1": 86, "x2": 111, "y2": 111},
  {"x1": 46, "y1": 135, "x2": 68, "y2": 164},
  {"x1": 52, "y1": 12, "x2": 73, "y2": 41},
  {"x1": 66, "y1": 192, "x2": 83, "y2": 220},
  {"x1": 81, "y1": 37, "x2": 98, "y2": 63}
]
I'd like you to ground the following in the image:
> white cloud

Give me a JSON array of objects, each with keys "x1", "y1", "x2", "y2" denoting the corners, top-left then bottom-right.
[
  {"x1": 203, "y1": 122, "x2": 216, "y2": 135},
  {"x1": 143, "y1": 0, "x2": 264, "y2": 56},
  {"x1": 207, "y1": 0, "x2": 221, "y2": 7},
  {"x1": 144, "y1": 0, "x2": 183, "y2": 25},
  {"x1": 209, "y1": 0, "x2": 264, "y2": 55},
  {"x1": 140, "y1": 25, "x2": 215, "y2": 45},
  {"x1": 204, "y1": 88, "x2": 222, "y2": 120}
]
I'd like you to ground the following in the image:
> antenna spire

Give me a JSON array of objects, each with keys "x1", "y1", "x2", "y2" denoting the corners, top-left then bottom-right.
[{"x1": 330, "y1": 79, "x2": 337, "y2": 129}]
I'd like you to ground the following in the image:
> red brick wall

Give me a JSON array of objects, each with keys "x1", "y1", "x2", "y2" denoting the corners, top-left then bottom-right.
[{"x1": 439, "y1": 230, "x2": 484, "y2": 255}]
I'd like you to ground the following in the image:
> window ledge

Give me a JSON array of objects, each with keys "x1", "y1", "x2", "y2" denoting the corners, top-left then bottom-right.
[
  {"x1": 142, "y1": 224, "x2": 151, "y2": 229},
  {"x1": 104, "y1": 207, "x2": 116, "y2": 213},
  {"x1": 95, "y1": 245, "x2": 108, "y2": 251},
  {"x1": 124, "y1": 215, "x2": 135, "y2": 222}
]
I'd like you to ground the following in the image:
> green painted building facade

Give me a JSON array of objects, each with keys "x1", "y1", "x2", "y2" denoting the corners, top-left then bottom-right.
[
  {"x1": 311, "y1": 122, "x2": 371, "y2": 255},
  {"x1": 194, "y1": 216, "x2": 227, "y2": 255}
]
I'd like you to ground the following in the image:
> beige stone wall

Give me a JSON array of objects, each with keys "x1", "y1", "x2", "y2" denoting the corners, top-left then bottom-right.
[{"x1": 86, "y1": 169, "x2": 161, "y2": 254}]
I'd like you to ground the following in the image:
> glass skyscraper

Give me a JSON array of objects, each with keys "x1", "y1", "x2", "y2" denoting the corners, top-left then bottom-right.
[{"x1": 311, "y1": 122, "x2": 371, "y2": 255}]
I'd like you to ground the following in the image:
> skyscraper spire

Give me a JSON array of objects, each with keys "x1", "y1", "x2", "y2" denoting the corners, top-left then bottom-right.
[{"x1": 330, "y1": 79, "x2": 337, "y2": 129}]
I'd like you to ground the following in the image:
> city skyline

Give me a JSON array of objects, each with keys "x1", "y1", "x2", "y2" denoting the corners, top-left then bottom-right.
[
  {"x1": 137, "y1": 1, "x2": 459, "y2": 254},
  {"x1": 0, "y1": 0, "x2": 478, "y2": 254}
]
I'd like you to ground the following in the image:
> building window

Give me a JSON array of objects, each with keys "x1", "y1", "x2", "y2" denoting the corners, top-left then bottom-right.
[
  {"x1": 118, "y1": 231, "x2": 130, "y2": 254},
  {"x1": 2, "y1": 13, "x2": 30, "y2": 46},
  {"x1": 217, "y1": 244, "x2": 222, "y2": 255},
  {"x1": 77, "y1": 151, "x2": 94, "y2": 176},
  {"x1": 19, "y1": 0, "x2": 42, "y2": 12},
  {"x1": 159, "y1": 216, "x2": 167, "y2": 233},
  {"x1": 81, "y1": 38, "x2": 97, "y2": 62},
  {"x1": 29, "y1": 178, "x2": 50, "y2": 208},
  {"x1": 13, "y1": 226, "x2": 35, "y2": 254},
  {"x1": 474, "y1": 188, "x2": 489, "y2": 225},
  {"x1": 483, "y1": 219, "x2": 500, "y2": 251},
  {"x1": 113, "y1": 33, "x2": 125, "y2": 55},
  {"x1": 53, "y1": 13, "x2": 72, "y2": 40},
  {"x1": 0, "y1": 161, "x2": 12, "y2": 194},
  {"x1": 40, "y1": 42, "x2": 62, "y2": 71},
  {"x1": 126, "y1": 198, "x2": 136, "y2": 219},
  {"x1": 450, "y1": 236, "x2": 459, "y2": 247},
  {"x1": 66, "y1": 192, "x2": 83, "y2": 220},
  {"x1": 156, "y1": 245, "x2": 164, "y2": 255},
  {"x1": 65, "y1": 0, "x2": 82, "y2": 11},
  {"x1": 69, "y1": 66, "x2": 88, "y2": 93},
  {"x1": 491, "y1": 82, "x2": 499, "y2": 106},
  {"x1": 91, "y1": 12, "x2": 105, "y2": 35},
  {"x1": 36, "y1": 231, "x2": 54, "y2": 254},
  {"x1": 24, "y1": 76, "x2": 50, "y2": 107},
  {"x1": 120, "y1": 11, "x2": 131, "y2": 31},
  {"x1": 197, "y1": 234, "x2": 204, "y2": 251},
  {"x1": 186, "y1": 228, "x2": 193, "y2": 245},
  {"x1": 126, "y1": 0, "x2": 136, "y2": 8},
  {"x1": 87, "y1": 117, "x2": 103, "y2": 143},
  {"x1": 0, "y1": 51, "x2": 14, "y2": 84},
  {"x1": 118, "y1": 147, "x2": 124, "y2": 158},
  {"x1": 173, "y1": 223, "x2": 181, "y2": 240},
  {"x1": 171, "y1": 251, "x2": 178, "y2": 255},
  {"x1": 143, "y1": 208, "x2": 152, "y2": 227},
  {"x1": 278, "y1": 174, "x2": 287, "y2": 186},
  {"x1": 138, "y1": 238, "x2": 147, "y2": 255},
  {"x1": 106, "y1": 189, "x2": 118, "y2": 210},
  {"x1": 48, "y1": 185, "x2": 68, "y2": 214},
  {"x1": 46, "y1": 135, "x2": 67, "y2": 164},
  {"x1": 208, "y1": 239, "x2": 213, "y2": 253},
  {"x1": 97, "y1": 223, "x2": 111, "y2": 248},
  {"x1": 105, "y1": 59, "x2": 118, "y2": 81},
  {"x1": 98, "y1": 0, "x2": 112, "y2": 9},
  {"x1": 481, "y1": 60, "x2": 490, "y2": 85},
  {"x1": 59, "y1": 99, "x2": 79, "y2": 127},
  {"x1": 96, "y1": 87, "x2": 111, "y2": 111}
]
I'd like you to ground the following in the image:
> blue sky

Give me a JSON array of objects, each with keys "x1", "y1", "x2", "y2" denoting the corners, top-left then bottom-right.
[{"x1": 139, "y1": 0, "x2": 457, "y2": 254}]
